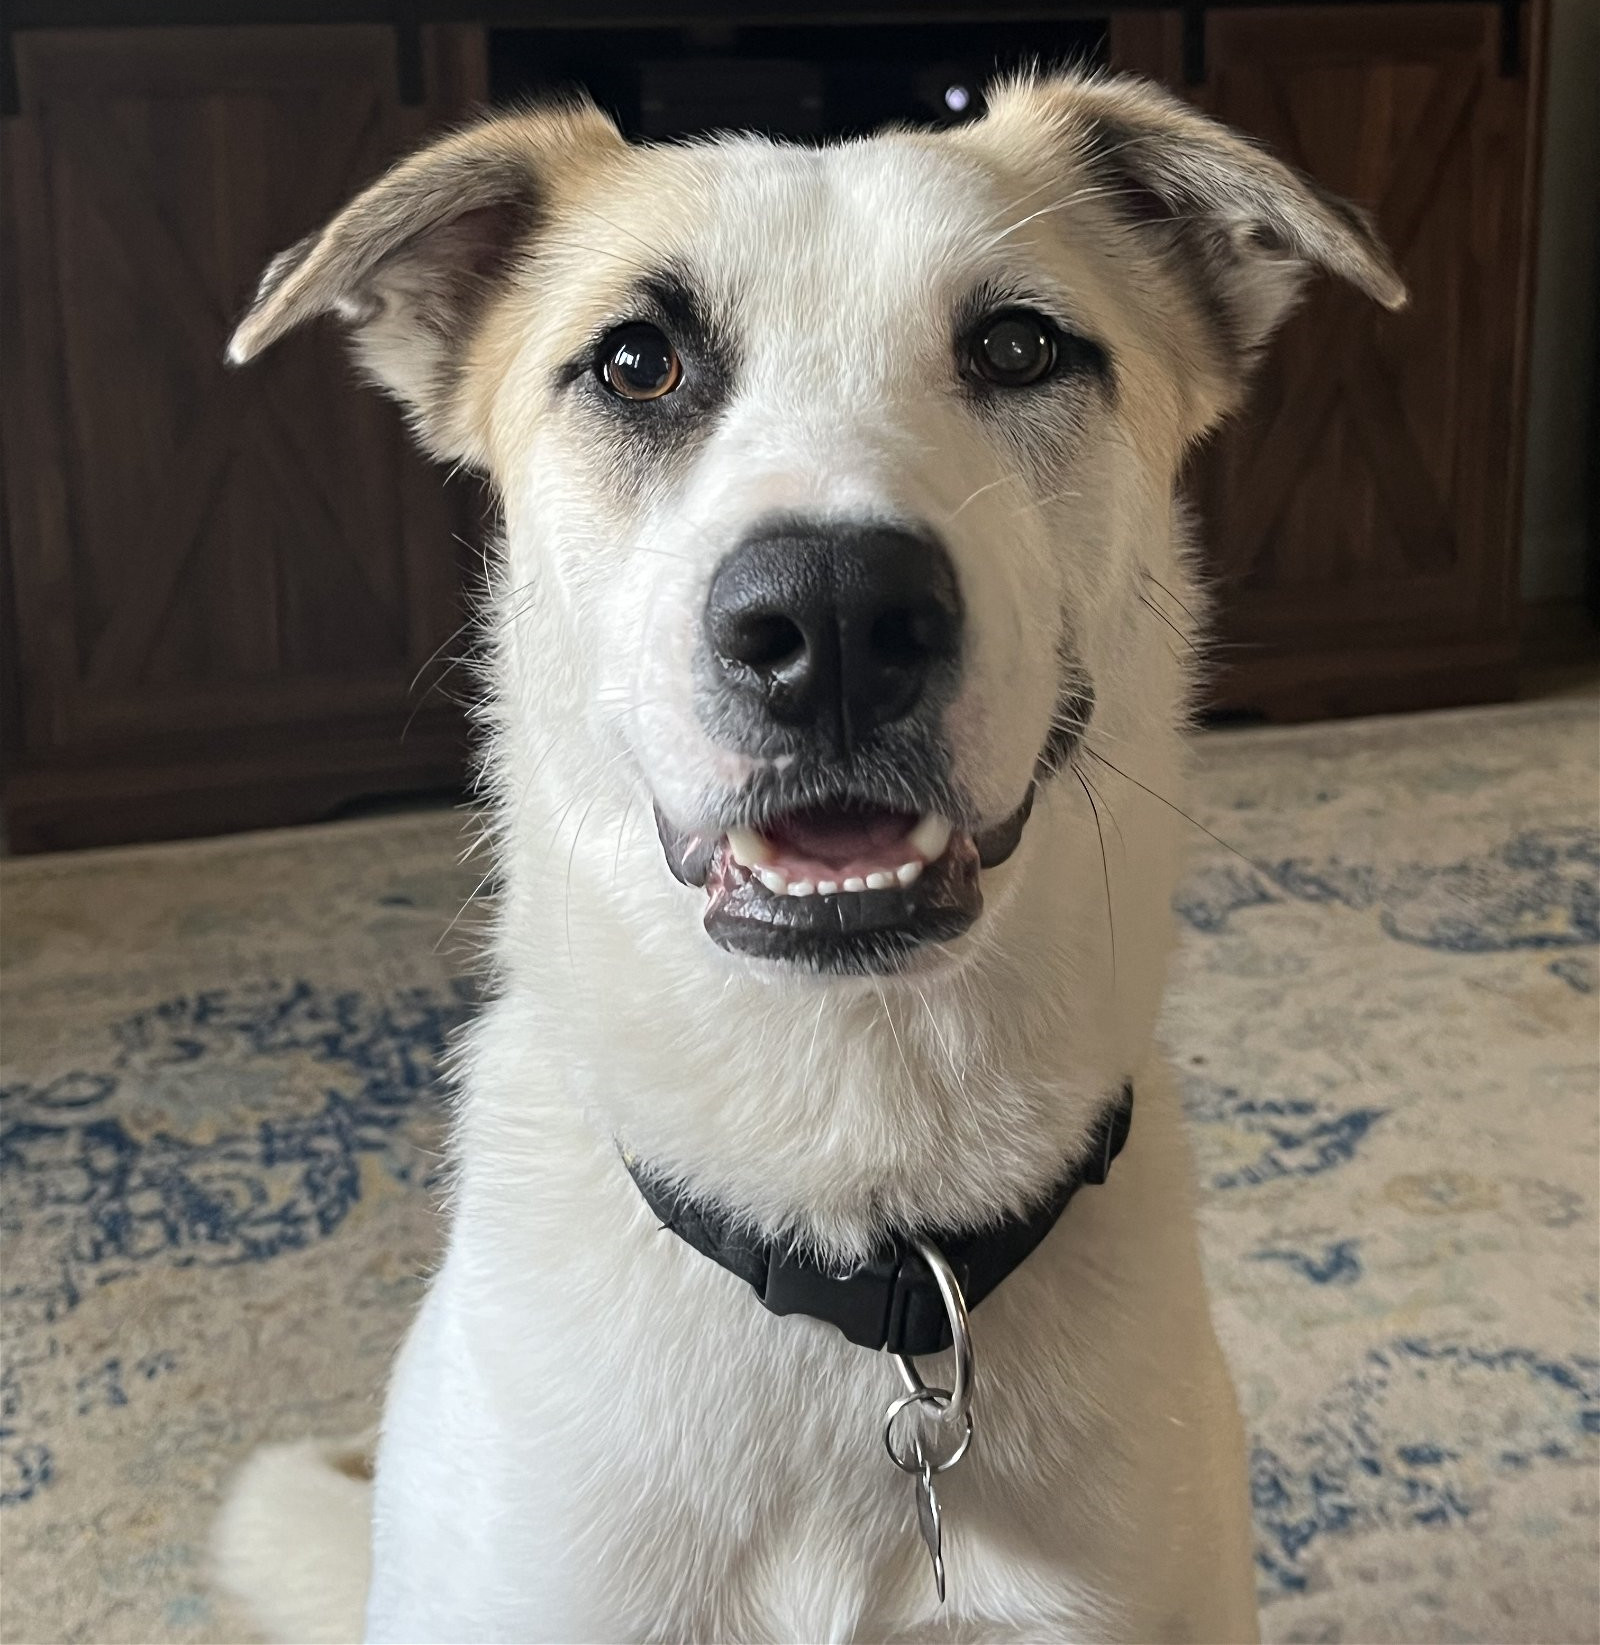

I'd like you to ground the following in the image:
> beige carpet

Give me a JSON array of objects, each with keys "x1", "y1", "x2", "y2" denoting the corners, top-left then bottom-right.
[{"x1": 2, "y1": 697, "x2": 1597, "y2": 1644}]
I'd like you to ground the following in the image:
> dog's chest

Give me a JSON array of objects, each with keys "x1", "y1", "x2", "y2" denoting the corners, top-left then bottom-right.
[{"x1": 370, "y1": 1168, "x2": 1138, "y2": 1643}]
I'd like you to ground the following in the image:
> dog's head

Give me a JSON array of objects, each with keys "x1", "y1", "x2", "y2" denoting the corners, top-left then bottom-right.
[{"x1": 232, "y1": 74, "x2": 1402, "y2": 981}]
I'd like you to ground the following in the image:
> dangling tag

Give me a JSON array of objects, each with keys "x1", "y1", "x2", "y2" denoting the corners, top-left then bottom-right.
[{"x1": 912, "y1": 1438, "x2": 945, "y2": 1602}]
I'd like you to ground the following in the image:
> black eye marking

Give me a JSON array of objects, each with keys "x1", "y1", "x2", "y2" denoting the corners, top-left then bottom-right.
[
  {"x1": 598, "y1": 323, "x2": 682, "y2": 401},
  {"x1": 554, "y1": 269, "x2": 734, "y2": 411},
  {"x1": 552, "y1": 267, "x2": 738, "y2": 482},
  {"x1": 958, "y1": 300, "x2": 1112, "y2": 396}
]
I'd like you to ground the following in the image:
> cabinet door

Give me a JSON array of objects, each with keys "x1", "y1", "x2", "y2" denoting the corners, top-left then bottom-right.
[
  {"x1": 1, "y1": 26, "x2": 486, "y2": 849},
  {"x1": 1113, "y1": 4, "x2": 1544, "y2": 718}
]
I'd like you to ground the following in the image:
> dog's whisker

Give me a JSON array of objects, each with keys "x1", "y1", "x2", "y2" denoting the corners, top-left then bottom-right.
[
  {"x1": 541, "y1": 242, "x2": 653, "y2": 273},
  {"x1": 435, "y1": 864, "x2": 498, "y2": 955},
  {"x1": 610, "y1": 796, "x2": 640, "y2": 882},
  {"x1": 532, "y1": 759, "x2": 632, "y2": 862},
  {"x1": 402, "y1": 664, "x2": 475, "y2": 739},
  {"x1": 1083, "y1": 745, "x2": 1265, "y2": 873},
  {"x1": 563, "y1": 793, "x2": 607, "y2": 970},
  {"x1": 408, "y1": 611, "x2": 480, "y2": 698},
  {"x1": 980, "y1": 170, "x2": 1079, "y2": 232},
  {"x1": 569, "y1": 205, "x2": 665, "y2": 262},
  {"x1": 1073, "y1": 765, "x2": 1118, "y2": 1001},
  {"x1": 802, "y1": 992, "x2": 830, "y2": 1095},
  {"x1": 977, "y1": 181, "x2": 1129, "y2": 253},
  {"x1": 872, "y1": 983, "x2": 917, "y2": 1100},
  {"x1": 1024, "y1": 485, "x2": 1083, "y2": 510},
  {"x1": 1138, "y1": 591, "x2": 1200, "y2": 654},
  {"x1": 1076, "y1": 764, "x2": 1127, "y2": 856},
  {"x1": 1139, "y1": 568, "x2": 1205, "y2": 626},
  {"x1": 1045, "y1": 704, "x2": 1138, "y2": 758},
  {"x1": 403, "y1": 566, "x2": 537, "y2": 735},
  {"x1": 942, "y1": 474, "x2": 1018, "y2": 522},
  {"x1": 910, "y1": 981, "x2": 961, "y2": 1088},
  {"x1": 980, "y1": 187, "x2": 1102, "y2": 249},
  {"x1": 622, "y1": 545, "x2": 699, "y2": 565}
]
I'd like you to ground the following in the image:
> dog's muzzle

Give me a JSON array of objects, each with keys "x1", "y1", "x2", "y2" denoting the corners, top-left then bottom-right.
[{"x1": 658, "y1": 515, "x2": 1038, "y2": 972}]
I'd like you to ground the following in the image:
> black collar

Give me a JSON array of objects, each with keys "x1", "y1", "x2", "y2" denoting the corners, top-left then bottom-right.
[{"x1": 623, "y1": 1084, "x2": 1133, "y2": 1357}]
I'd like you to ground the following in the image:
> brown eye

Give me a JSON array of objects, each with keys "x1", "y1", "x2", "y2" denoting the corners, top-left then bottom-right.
[
  {"x1": 969, "y1": 310, "x2": 1056, "y2": 387},
  {"x1": 599, "y1": 324, "x2": 682, "y2": 401}
]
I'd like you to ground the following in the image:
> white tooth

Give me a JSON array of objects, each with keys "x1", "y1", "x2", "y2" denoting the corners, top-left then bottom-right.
[
  {"x1": 908, "y1": 813, "x2": 953, "y2": 862},
  {"x1": 787, "y1": 880, "x2": 815, "y2": 898},
  {"x1": 842, "y1": 877, "x2": 866, "y2": 893},
  {"x1": 896, "y1": 861, "x2": 922, "y2": 886},
  {"x1": 865, "y1": 871, "x2": 894, "y2": 891},
  {"x1": 727, "y1": 826, "x2": 773, "y2": 869},
  {"x1": 816, "y1": 880, "x2": 839, "y2": 896},
  {"x1": 758, "y1": 869, "x2": 788, "y2": 895}
]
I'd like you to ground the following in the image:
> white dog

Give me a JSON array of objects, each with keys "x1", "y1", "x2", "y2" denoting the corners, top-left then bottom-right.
[{"x1": 215, "y1": 70, "x2": 1403, "y2": 1644}]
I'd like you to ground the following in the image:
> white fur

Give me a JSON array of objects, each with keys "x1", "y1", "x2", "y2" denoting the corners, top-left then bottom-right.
[
  {"x1": 201, "y1": 79, "x2": 1407, "y2": 1642},
  {"x1": 213, "y1": 1439, "x2": 373, "y2": 1642}
]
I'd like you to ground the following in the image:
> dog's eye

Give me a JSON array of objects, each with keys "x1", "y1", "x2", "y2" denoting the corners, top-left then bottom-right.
[
  {"x1": 598, "y1": 324, "x2": 683, "y2": 401},
  {"x1": 967, "y1": 310, "x2": 1056, "y2": 388}
]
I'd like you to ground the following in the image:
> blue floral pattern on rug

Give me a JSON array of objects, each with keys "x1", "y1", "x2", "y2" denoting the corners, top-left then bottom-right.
[
  {"x1": 1177, "y1": 825, "x2": 1599, "y2": 952},
  {"x1": 1184, "y1": 1079, "x2": 1388, "y2": 1191},
  {"x1": 1250, "y1": 1339, "x2": 1600, "y2": 1594},
  {"x1": 1, "y1": 979, "x2": 472, "y2": 1508},
  {"x1": 3, "y1": 981, "x2": 471, "y2": 1316}
]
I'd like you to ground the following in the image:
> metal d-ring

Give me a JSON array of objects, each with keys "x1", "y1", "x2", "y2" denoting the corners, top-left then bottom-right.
[
  {"x1": 882, "y1": 1237, "x2": 976, "y2": 1475},
  {"x1": 891, "y1": 1237, "x2": 973, "y2": 1426}
]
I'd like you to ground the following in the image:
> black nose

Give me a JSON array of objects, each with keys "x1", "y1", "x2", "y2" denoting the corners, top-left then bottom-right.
[{"x1": 704, "y1": 520, "x2": 962, "y2": 756}]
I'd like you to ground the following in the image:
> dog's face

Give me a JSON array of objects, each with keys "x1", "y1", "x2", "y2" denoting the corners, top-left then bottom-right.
[
  {"x1": 232, "y1": 76, "x2": 1402, "y2": 979},
  {"x1": 487, "y1": 131, "x2": 1148, "y2": 976}
]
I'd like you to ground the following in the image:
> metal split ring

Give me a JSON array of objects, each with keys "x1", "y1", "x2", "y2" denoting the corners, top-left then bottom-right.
[{"x1": 883, "y1": 1388, "x2": 974, "y2": 1474}]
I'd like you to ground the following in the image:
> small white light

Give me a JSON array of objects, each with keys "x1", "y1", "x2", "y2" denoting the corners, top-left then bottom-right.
[{"x1": 944, "y1": 84, "x2": 971, "y2": 114}]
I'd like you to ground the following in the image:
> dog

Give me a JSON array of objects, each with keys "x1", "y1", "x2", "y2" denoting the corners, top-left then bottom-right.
[{"x1": 213, "y1": 69, "x2": 1403, "y2": 1644}]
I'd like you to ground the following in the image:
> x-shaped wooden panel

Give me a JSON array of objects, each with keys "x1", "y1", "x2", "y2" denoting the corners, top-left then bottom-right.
[
  {"x1": 1213, "y1": 56, "x2": 1482, "y2": 579},
  {"x1": 51, "y1": 99, "x2": 402, "y2": 690}
]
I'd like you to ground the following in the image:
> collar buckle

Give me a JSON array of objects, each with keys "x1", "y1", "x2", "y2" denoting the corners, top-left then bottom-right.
[
  {"x1": 761, "y1": 1244, "x2": 899, "y2": 1350},
  {"x1": 762, "y1": 1241, "x2": 973, "y2": 1355}
]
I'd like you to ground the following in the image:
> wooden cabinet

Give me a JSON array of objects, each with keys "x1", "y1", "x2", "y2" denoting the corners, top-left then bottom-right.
[
  {"x1": 1113, "y1": 3, "x2": 1546, "y2": 718},
  {"x1": 0, "y1": 26, "x2": 486, "y2": 851},
  {"x1": 0, "y1": 6, "x2": 1548, "y2": 850}
]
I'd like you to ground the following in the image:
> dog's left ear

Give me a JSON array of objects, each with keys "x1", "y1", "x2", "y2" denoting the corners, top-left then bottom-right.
[
  {"x1": 226, "y1": 101, "x2": 624, "y2": 461},
  {"x1": 981, "y1": 72, "x2": 1406, "y2": 411}
]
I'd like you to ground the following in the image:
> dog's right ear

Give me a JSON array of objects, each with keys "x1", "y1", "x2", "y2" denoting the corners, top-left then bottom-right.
[
  {"x1": 227, "y1": 102, "x2": 624, "y2": 462},
  {"x1": 978, "y1": 72, "x2": 1405, "y2": 432}
]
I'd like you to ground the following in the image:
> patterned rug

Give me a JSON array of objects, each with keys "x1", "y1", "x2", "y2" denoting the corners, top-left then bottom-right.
[{"x1": 3, "y1": 697, "x2": 1596, "y2": 1645}]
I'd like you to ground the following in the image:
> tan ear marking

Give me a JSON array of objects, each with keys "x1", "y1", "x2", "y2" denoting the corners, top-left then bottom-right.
[
  {"x1": 226, "y1": 101, "x2": 624, "y2": 459},
  {"x1": 980, "y1": 71, "x2": 1407, "y2": 339}
]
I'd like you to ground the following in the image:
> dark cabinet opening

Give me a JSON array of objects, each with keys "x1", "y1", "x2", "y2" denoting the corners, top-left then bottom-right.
[{"x1": 487, "y1": 21, "x2": 1109, "y2": 143}]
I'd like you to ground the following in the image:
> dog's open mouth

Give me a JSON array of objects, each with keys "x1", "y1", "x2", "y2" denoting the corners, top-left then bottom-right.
[{"x1": 656, "y1": 789, "x2": 1033, "y2": 971}]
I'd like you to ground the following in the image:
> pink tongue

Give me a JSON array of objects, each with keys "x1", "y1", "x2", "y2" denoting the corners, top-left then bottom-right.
[{"x1": 767, "y1": 807, "x2": 917, "y2": 870}]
